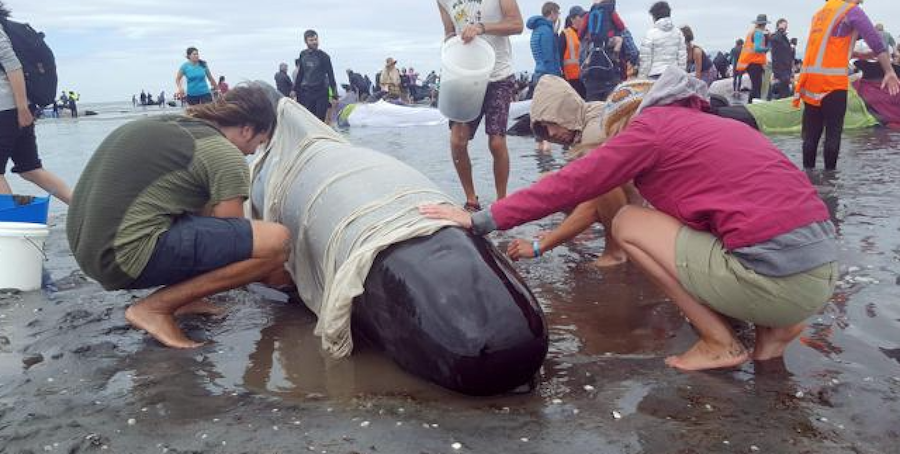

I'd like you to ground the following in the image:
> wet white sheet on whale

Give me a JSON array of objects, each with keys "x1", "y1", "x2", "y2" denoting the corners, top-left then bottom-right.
[{"x1": 248, "y1": 98, "x2": 456, "y2": 357}]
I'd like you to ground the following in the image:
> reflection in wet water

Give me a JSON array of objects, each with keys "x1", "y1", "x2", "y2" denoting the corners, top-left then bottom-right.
[{"x1": 242, "y1": 303, "x2": 450, "y2": 399}]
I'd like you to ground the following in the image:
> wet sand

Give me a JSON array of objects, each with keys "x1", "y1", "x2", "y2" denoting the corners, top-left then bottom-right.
[{"x1": 1, "y1": 109, "x2": 899, "y2": 453}]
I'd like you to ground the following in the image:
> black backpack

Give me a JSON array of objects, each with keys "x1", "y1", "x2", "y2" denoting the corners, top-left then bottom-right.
[
  {"x1": 0, "y1": 18, "x2": 58, "y2": 107},
  {"x1": 713, "y1": 52, "x2": 729, "y2": 79}
]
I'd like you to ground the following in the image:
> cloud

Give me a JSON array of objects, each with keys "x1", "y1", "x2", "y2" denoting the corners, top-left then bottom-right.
[{"x1": 4, "y1": 0, "x2": 897, "y2": 102}]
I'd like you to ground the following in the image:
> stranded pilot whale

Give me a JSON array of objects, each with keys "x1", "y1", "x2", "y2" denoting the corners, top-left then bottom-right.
[{"x1": 248, "y1": 83, "x2": 547, "y2": 396}]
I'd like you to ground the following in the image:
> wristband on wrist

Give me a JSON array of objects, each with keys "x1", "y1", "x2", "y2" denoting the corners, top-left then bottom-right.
[
  {"x1": 532, "y1": 240, "x2": 541, "y2": 258},
  {"x1": 477, "y1": 22, "x2": 486, "y2": 34}
]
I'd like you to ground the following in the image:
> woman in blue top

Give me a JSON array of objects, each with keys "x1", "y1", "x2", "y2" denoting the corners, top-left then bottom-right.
[{"x1": 176, "y1": 47, "x2": 218, "y2": 105}]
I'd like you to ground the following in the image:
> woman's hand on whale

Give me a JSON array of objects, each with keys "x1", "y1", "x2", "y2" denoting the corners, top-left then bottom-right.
[{"x1": 418, "y1": 204, "x2": 473, "y2": 229}]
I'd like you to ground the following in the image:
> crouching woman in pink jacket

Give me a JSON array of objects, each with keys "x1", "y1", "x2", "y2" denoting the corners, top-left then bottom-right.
[{"x1": 421, "y1": 67, "x2": 838, "y2": 371}]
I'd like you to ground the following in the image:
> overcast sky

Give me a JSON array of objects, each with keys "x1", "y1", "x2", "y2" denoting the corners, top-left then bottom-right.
[{"x1": 6, "y1": 0, "x2": 897, "y2": 102}]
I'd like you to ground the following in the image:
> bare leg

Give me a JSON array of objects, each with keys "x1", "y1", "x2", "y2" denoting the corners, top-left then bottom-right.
[
  {"x1": 450, "y1": 123, "x2": 478, "y2": 205},
  {"x1": 613, "y1": 206, "x2": 749, "y2": 371},
  {"x1": 592, "y1": 187, "x2": 628, "y2": 267},
  {"x1": 173, "y1": 299, "x2": 225, "y2": 317},
  {"x1": 531, "y1": 198, "x2": 602, "y2": 255},
  {"x1": 488, "y1": 134, "x2": 510, "y2": 200},
  {"x1": 753, "y1": 323, "x2": 806, "y2": 361},
  {"x1": 19, "y1": 168, "x2": 73, "y2": 205},
  {"x1": 125, "y1": 221, "x2": 290, "y2": 348},
  {"x1": 173, "y1": 254, "x2": 293, "y2": 319},
  {"x1": 0, "y1": 175, "x2": 11, "y2": 194}
]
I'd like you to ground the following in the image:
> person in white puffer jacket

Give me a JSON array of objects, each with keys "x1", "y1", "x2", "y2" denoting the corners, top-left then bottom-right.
[{"x1": 638, "y1": 1, "x2": 686, "y2": 79}]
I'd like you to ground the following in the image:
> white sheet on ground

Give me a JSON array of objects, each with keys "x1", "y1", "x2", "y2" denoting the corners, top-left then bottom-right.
[
  {"x1": 508, "y1": 100, "x2": 531, "y2": 121},
  {"x1": 248, "y1": 98, "x2": 456, "y2": 358},
  {"x1": 348, "y1": 100, "x2": 447, "y2": 127},
  {"x1": 344, "y1": 99, "x2": 532, "y2": 127}
]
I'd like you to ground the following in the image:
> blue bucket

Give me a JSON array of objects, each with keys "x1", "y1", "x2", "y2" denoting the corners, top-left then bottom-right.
[{"x1": 0, "y1": 194, "x2": 50, "y2": 224}]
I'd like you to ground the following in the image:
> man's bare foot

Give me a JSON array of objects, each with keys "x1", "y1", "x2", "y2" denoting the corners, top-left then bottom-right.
[
  {"x1": 753, "y1": 324, "x2": 806, "y2": 361},
  {"x1": 665, "y1": 338, "x2": 749, "y2": 371},
  {"x1": 593, "y1": 252, "x2": 627, "y2": 268},
  {"x1": 125, "y1": 304, "x2": 204, "y2": 349},
  {"x1": 174, "y1": 299, "x2": 226, "y2": 317}
]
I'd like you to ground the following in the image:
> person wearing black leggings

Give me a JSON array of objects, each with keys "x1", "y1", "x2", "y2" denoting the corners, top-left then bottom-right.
[
  {"x1": 745, "y1": 63, "x2": 764, "y2": 103},
  {"x1": 801, "y1": 90, "x2": 847, "y2": 170},
  {"x1": 797, "y1": 0, "x2": 900, "y2": 171}
]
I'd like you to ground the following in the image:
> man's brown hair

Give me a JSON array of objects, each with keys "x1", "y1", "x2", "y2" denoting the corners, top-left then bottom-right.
[{"x1": 542, "y1": 2, "x2": 560, "y2": 17}]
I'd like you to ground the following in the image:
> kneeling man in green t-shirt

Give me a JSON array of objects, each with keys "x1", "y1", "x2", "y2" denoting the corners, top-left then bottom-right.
[{"x1": 67, "y1": 85, "x2": 292, "y2": 348}]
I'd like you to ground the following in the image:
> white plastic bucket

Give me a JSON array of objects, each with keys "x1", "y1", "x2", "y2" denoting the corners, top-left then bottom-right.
[
  {"x1": 438, "y1": 36, "x2": 496, "y2": 122},
  {"x1": 0, "y1": 222, "x2": 49, "y2": 291}
]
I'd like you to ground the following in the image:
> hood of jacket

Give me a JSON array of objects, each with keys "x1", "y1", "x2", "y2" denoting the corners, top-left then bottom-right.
[
  {"x1": 531, "y1": 75, "x2": 607, "y2": 147},
  {"x1": 527, "y1": 15, "x2": 555, "y2": 31},
  {"x1": 639, "y1": 66, "x2": 710, "y2": 112},
  {"x1": 654, "y1": 17, "x2": 674, "y2": 32}
]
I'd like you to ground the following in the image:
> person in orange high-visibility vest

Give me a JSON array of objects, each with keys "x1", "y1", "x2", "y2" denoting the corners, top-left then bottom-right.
[
  {"x1": 559, "y1": 6, "x2": 586, "y2": 99},
  {"x1": 736, "y1": 14, "x2": 770, "y2": 103},
  {"x1": 796, "y1": 0, "x2": 899, "y2": 170}
]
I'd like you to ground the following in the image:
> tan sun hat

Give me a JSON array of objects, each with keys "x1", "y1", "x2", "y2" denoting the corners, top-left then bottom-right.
[{"x1": 600, "y1": 79, "x2": 655, "y2": 138}]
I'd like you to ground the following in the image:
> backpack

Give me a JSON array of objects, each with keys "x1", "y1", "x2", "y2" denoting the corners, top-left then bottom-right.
[
  {"x1": 0, "y1": 18, "x2": 58, "y2": 107},
  {"x1": 713, "y1": 52, "x2": 729, "y2": 79},
  {"x1": 580, "y1": 2, "x2": 620, "y2": 75}
]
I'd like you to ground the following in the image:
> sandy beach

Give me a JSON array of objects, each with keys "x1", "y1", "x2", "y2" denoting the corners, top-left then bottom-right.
[{"x1": 1, "y1": 104, "x2": 899, "y2": 453}]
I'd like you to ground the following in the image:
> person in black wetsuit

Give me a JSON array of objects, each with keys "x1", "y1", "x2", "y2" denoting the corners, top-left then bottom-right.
[
  {"x1": 275, "y1": 63, "x2": 293, "y2": 97},
  {"x1": 768, "y1": 18, "x2": 794, "y2": 100},
  {"x1": 292, "y1": 29, "x2": 338, "y2": 122},
  {"x1": 346, "y1": 69, "x2": 370, "y2": 101}
]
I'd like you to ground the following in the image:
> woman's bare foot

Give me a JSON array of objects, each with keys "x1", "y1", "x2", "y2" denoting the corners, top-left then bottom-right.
[
  {"x1": 753, "y1": 324, "x2": 806, "y2": 361},
  {"x1": 174, "y1": 299, "x2": 226, "y2": 317},
  {"x1": 665, "y1": 338, "x2": 749, "y2": 371},
  {"x1": 593, "y1": 251, "x2": 627, "y2": 268},
  {"x1": 125, "y1": 304, "x2": 204, "y2": 349}
]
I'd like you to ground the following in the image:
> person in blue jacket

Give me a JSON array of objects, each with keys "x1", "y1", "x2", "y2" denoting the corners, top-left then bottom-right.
[
  {"x1": 527, "y1": 2, "x2": 562, "y2": 86},
  {"x1": 527, "y1": 2, "x2": 561, "y2": 151}
]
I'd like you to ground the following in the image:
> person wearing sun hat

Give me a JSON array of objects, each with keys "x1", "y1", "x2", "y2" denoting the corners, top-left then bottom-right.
[
  {"x1": 502, "y1": 75, "x2": 653, "y2": 267},
  {"x1": 421, "y1": 66, "x2": 838, "y2": 372},
  {"x1": 736, "y1": 14, "x2": 771, "y2": 103},
  {"x1": 380, "y1": 57, "x2": 402, "y2": 100}
]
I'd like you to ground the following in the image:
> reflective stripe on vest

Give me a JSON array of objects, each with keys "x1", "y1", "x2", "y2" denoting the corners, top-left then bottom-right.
[
  {"x1": 795, "y1": 0, "x2": 856, "y2": 106},
  {"x1": 797, "y1": 88, "x2": 828, "y2": 102},
  {"x1": 562, "y1": 28, "x2": 581, "y2": 80},
  {"x1": 736, "y1": 30, "x2": 767, "y2": 71}
]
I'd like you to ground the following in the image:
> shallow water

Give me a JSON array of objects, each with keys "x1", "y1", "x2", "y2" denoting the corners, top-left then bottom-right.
[{"x1": 1, "y1": 102, "x2": 899, "y2": 453}]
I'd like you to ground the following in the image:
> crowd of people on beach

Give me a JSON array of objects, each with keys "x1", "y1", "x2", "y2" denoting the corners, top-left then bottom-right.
[
  {"x1": 1, "y1": 0, "x2": 899, "y2": 378},
  {"x1": 132, "y1": 90, "x2": 168, "y2": 108}
]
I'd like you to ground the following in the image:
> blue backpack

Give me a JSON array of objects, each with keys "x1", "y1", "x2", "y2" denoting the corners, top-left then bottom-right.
[
  {"x1": 584, "y1": 2, "x2": 616, "y2": 45},
  {"x1": 580, "y1": 2, "x2": 619, "y2": 73}
]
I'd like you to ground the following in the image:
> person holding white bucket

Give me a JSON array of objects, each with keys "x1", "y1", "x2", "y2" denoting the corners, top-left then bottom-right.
[{"x1": 437, "y1": 0, "x2": 523, "y2": 212}]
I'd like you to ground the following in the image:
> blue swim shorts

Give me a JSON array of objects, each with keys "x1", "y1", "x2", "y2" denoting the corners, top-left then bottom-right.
[{"x1": 129, "y1": 214, "x2": 253, "y2": 289}]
